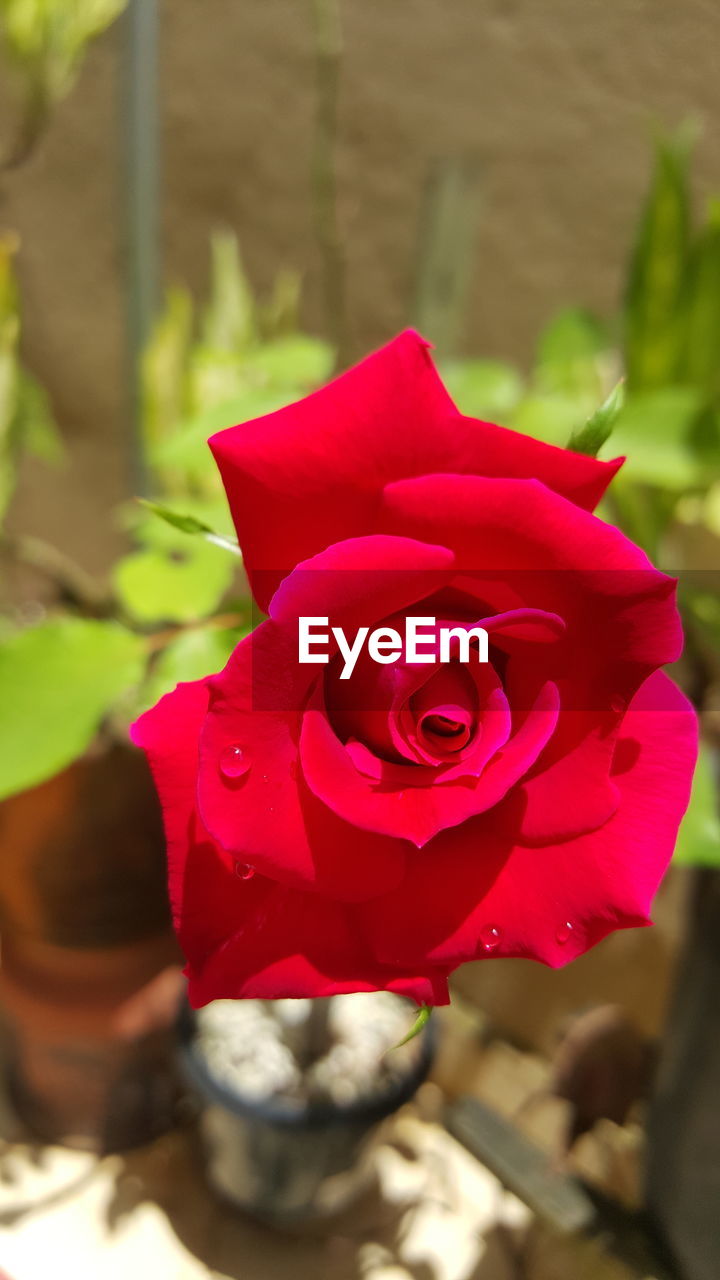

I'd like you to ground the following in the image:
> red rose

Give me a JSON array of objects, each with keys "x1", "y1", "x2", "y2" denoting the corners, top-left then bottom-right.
[{"x1": 132, "y1": 331, "x2": 697, "y2": 1007}]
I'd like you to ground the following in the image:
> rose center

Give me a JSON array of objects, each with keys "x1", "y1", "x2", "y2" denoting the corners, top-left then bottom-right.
[
  {"x1": 418, "y1": 704, "x2": 473, "y2": 753},
  {"x1": 423, "y1": 713, "x2": 465, "y2": 738}
]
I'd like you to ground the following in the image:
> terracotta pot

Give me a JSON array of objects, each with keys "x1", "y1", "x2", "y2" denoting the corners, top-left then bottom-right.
[
  {"x1": 0, "y1": 944, "x2": 184, "y2": 1149},
  {"x1": 0, "y1": 740, "x2": 171, "y2": 946},
  {"x1": 0, "y1": 741, "x2": 185, "y2": 1149}
]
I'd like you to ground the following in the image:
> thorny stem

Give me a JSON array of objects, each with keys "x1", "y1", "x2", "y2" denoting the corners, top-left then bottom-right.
[{"x1": 310, "y1": 0, "x2": 348, "y2": 371}]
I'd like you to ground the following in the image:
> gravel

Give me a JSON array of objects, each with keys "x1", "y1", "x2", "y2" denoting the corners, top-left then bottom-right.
[{"x1": 194, "y1": 993, "x2": 424, "y2": 1107}]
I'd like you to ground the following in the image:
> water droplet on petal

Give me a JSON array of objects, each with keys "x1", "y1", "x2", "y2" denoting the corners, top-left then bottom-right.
[
  {"x1": 556, "y1": 921, "x2": 574, "y2": 945},
  {"x1": 610, "y1": 695, "x2": 626, "y2": 715},
  {"x1": 219, "y1": 745, "x2": 250, "y2": 779},
  {"x1": 480, "y1": 924, "x2": 502, "y2": 953},
  {"x1": 234, "y1": 861, "x2": 255, "y2": 880}
]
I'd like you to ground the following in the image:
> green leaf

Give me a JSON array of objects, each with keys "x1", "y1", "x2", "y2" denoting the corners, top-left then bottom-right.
[
  {"x1": 0, "y1": 618, "x2": 145, "y2": 801},
  {"x1": 441, "y1": 359, "x2": 524, "y2": 420},
  {"x1": 389, "y1": 1005, "x2": 432, "y2": 1051},
  {"x1": 674, "y1": 744, "x2": 720, "y2": 867},
  {"x1": 567, "y1": 380, "x2": 625, "y2": 457},
  {"x1": 623, "y1": 130, "x2": 693, "y2": 392},
  {"x1": 137, "y1": 499, "x2": 241, "y2": 555},
  {"x1": 120, "y1": 493, "x2": 233, "y2": 546},
  {"x1": 139, "y1": 624, "x2": 248, "y2": 711},
  {"x1": 600, "y1": 387, "x2": 710, "y2": 488},
  {"x1": 113, "y1": 541, "x2": 237, "y2": 625}
]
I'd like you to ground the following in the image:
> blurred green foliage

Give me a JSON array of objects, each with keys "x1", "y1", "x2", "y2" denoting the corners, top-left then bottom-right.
[
  {"x1": 0, "y1": 234, "x2": 63, "y2": 521},
  {"x1": 674, "y1": 743, "x2": 720, "y2": 867},
  {"x1": 113, "y1": 231, "x2": 333, "y2": 629},
  {"x1": 2, "y1": 234, "x2": 332, "y2": 797},
  {"x1": 445, "y1": 129, "x2": 720, "y2": 867},
  {"x1": 444, "y1": 130, "x2": 720, "y2": 520},
  {"x1": 0, "y1": 616, "x2": 143, "y2": 801},
  {"x1": 142, "y1": 234, "x2": 332, "y2": 501},
  {"x1": 0, "y1": 0, "x2": 127, "y2": 163}
]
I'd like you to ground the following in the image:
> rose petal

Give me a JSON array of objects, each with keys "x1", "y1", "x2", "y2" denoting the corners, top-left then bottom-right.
[
  {"x1": 269, "y1": 533, "x2": 455, "y2": 636},
  {"x1": 359, "y1": 672, "x2": 697, "y2": 970},
  {"x1": 210, "y1": 330, "x2": 620, "y2": 609},
  {"x1": 131, "y1": 680, "x2": 450, "y2": 1006},
  {"x1": 300, "y1": 677, "x2": 559, "y2": 847},
  {"x1": 381, "y1": 474, "x2": 682, "y2": 692},
  {"x1": 197, "y1": 621, "x2": 408, "y2": 901}
]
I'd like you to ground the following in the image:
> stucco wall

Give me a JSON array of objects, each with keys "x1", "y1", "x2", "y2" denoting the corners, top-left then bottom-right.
[{"x1": 4, "y1": 0, "x2": 720, "y2": 568}]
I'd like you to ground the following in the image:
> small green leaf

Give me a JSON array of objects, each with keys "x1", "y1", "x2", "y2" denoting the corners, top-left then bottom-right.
[
  {"x1": 138, "y1": 499, "x2": 241, "y2": 555},
  {"x1": 567, "y1": 380, "x2": 626, "y2": 457},
  {"x1": 389, "y1": 1005, "x2": 432, "y2": 1051},
  {"x1": 139, "y1": 499, "x2": 214, "y2": 536},
  {"x1": 0, "y1": 618, "x2": 145, "y2": 801},
  {"x1": 674, "y1": 744, "x2": 720, "y2": 867}
]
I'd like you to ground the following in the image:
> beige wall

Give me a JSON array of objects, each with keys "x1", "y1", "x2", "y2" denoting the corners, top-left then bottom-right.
[{"x1": 5, "y1": 0, "x2": 720, "y2": 569}]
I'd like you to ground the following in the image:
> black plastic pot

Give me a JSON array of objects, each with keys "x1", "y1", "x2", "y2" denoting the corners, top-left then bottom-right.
[
  {"x1": 646, "y1": 867, "x2": 720, "y2": 1280},
  {"x1": 178, "y1": 1001, "x2": 435, "y2": 1223}
]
